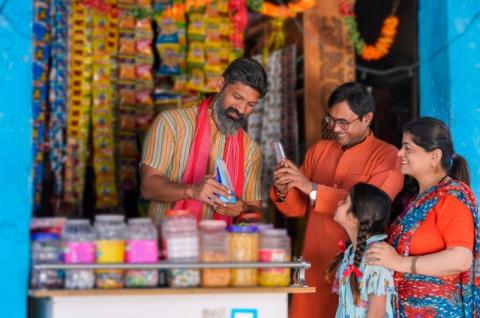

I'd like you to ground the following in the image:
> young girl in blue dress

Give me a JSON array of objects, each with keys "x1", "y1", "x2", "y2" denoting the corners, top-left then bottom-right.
[{"x1": 326, "y1": 183, "x2": 396, "y2": 318}]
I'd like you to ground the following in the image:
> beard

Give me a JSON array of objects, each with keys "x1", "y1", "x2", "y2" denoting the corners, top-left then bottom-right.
[{"x1": 212, "y1": 91, "x2": 246, "y2": 136}]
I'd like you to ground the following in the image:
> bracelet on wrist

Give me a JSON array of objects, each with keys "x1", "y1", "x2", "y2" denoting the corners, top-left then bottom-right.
[
  {"x1": 275, "y1": 188, "x2": 287, "y2": 202},
  {"x1": 410, "y1": 256, "x2": 419, "y2": 274}
]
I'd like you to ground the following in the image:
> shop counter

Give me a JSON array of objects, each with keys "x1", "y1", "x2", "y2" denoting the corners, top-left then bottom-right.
[
  {"x1": 29, "y1": 286, "x2": 315, "y2": 318},
  {"x1": 29, "y1": 259, "x2": 314, "y2": 318}
]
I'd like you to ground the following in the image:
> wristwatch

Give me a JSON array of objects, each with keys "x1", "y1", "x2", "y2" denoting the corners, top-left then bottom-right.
[{"x1": 309, "y1": 183, "x2": 317, "y2": 205}]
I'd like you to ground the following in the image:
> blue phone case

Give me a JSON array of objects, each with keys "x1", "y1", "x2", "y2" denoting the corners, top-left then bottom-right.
[{"x1": 215, "y1": 159, "x2": 237, "y2": 204}]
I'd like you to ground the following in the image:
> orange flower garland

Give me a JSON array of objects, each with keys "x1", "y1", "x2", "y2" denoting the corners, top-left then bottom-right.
[
  {"x1": 338, "y1": 0, "x2": 400, "y2": 61},
  {"x1": 253, "y1": 0, "x2": 315, "y2": 19}
]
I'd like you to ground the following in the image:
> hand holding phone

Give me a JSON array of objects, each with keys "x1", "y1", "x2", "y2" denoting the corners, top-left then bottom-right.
[{"x1": 215, "y1": 159, "x2": 237, "y2": 204}]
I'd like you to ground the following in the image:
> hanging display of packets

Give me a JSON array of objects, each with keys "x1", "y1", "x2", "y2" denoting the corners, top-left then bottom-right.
[
  {"x1": 48, "y1": 0, "x2": 70, "y2": 210},
  {"x1": 64, "y1": 0, "x2": 93, "y2": 206},
  {"x1": 117, "y1": 0, "x2": 138, "y2": 191},
  {"x1": 91, "y1": 0, "x2": 119, "y2": 208},
  {"x1": 134, "y1": 1, "x2": 155, "y2": 136},
  {"x1": 228, "y1": 0, "x2": 247, "y2": 59},
  {"x1": 203, "y1": 0, "x2": 230, "y2": 92},
  {"x1": 155, "y1": 0, "x2": 181, "y2": 76},
  {"x1": 32, "y1": 0, "x2": 51, "y2": 211},
  {"x1": 186, "y1": 8, "x2": 207, "y2": 91}
]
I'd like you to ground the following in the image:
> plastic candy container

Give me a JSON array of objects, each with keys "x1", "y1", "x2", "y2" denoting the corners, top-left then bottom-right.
[
  {"x1": 258, "y1": 229, "x2": 291, "y2": 287},
  {"x1": 125, "y1": 218, "x2": 159, "y2": 287},
  {"x1": 30, "y1": 217, "x2": 65, "y2": 289},
  {"x1": 199, "y1": 220, "x2": 230, "y2": 287},
  {"x1": 94, "y1": 215, "x2": 127, "y2": 289},
  {"x1": 228, "y1": 225, "x2": 259, "y2": 286},
  {"x1": 162, "y1": 210, "x2": 200, "y2": 287},
  {"x1": 63, "y1": 219, "x2": 96, "y2": 289}
]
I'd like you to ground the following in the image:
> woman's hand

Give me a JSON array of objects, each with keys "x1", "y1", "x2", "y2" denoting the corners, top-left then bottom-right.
[{"x1": 365, "y1": 241, "x2": 408, "y2": 272}]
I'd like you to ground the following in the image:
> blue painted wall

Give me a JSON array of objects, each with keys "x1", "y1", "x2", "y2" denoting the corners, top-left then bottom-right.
[
  {"x1": 0, "y1": 0, "x2": 33, "y2": 317},
  {"x1": 419, "y1": 0, "x2": 480, "y2": 198}
]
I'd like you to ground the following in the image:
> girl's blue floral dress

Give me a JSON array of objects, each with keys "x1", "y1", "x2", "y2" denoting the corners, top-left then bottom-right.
[{"x1": 334, "y1": 234, "x2": 396, "y2": 318}]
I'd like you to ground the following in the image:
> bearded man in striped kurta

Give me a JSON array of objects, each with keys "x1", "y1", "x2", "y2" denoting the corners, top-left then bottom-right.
[{"x1": 141, "y1": 58, "x2": 267, "y2": 225}]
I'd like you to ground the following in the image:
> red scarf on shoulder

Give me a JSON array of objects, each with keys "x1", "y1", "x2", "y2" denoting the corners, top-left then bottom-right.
[{"x1": 174, "y1": 97, "x2": 244, "y2": 225}]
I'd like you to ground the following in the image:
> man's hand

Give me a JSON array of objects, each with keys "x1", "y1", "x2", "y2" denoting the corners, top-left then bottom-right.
[
  {"x1": 188, "y1": 175, "x2": 231, "y2": 208},
  {"x1": 273, "y1": 161, "x2": 289, "y2": 195},
  {"x1": 273, "y1": 159, "x2": 312, "y2": 195},
  {"x1": 215, "y1": 200, "x2": 246, "y2": 217}
]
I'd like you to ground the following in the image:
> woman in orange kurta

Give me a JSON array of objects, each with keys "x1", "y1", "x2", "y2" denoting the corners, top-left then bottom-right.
[
  {"x1": 271, "y1": 82, "x2": 403, "y2": 318},
  {"x1": 366, "y1": 117, "x2": 480, "y2": 317}
]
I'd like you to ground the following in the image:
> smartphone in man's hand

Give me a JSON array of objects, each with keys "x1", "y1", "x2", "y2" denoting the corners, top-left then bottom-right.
[{"x1": 273, "y1": 142, "x2": 286, "y2": 164}]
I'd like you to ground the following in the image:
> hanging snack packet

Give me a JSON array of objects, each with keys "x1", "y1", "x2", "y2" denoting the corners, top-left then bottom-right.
[
  {"x1": 136, "y1": 64, "x2": 153, "y2": 81},
  {"x1": 157, "y1": 16, "x2": 179, "y2": 43},
  {"x1": 136, "y1": 89, "x2": 154, "y2": 107},
  {"x1": 204, "y1": 64, "x2": 222, "y2": 92},
  {"x1": 186, "y1": 67, "x2": 205, "y2": 91},
  {"x1": 119, "y1": 87, "x2": 137, "y2": 106},
  {"x1": 158, "y1": 43, "x2": 181, "y2": 75},
  {"x1": 119, "y1": 36, "x2": 137, "y2": 55},
  {"x1": 187, "y1": 12, "x2": 206, "y2": 41},
  {"x1": 187, "y1": 41, "x2": 205, "y2": 66},
  {"x1": 119, "y1": 108, "x2": 137, "y2": 132},
  {"x1": 119, "y1": 63, "x2": 137, "y2": 81}
]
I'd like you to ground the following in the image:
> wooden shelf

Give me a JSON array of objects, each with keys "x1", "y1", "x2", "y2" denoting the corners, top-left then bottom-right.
[{"x1": 29, "y1": 286, "x2": 315, "y2": 298}]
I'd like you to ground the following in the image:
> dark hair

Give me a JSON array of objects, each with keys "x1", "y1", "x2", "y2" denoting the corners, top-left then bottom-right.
[
  {"x1": 327, "y1": 82, "x2": 375, "y2": 117},
  {"x1": 326, "y1": 183, "x2": 391, "y2": 304},
  {"x1": 403, "y1": 117, "x2": 470, "y2": 185},
  {"x1": 222, "y1": 58, "x2": 268, "y2": 98}
]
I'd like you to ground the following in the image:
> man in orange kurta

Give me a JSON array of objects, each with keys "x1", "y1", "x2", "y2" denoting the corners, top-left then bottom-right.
[{"x1": 271, "y1": 82, "x2": 403, "y2": 318}]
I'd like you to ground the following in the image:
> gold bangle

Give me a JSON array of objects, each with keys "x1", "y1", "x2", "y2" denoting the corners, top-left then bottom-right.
[{"x1": 410, "y1": 256, "x2": 419, "y2": 274}]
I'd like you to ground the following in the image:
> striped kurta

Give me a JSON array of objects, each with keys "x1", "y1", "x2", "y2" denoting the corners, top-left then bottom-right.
[{"x1": 141, "y1": 106, "x2": 262, "y2": 225}]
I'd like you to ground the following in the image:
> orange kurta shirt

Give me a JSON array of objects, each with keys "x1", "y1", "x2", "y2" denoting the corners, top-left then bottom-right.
[
  {"x1": 409, "y1": 194, "x2": 474, "y2": 255},
  {"x1": 270, "y1": 134, "x2": 403, "y2": 318}
]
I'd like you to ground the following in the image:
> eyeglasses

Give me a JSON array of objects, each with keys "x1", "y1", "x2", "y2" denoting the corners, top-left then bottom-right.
[{"x1": 324, "y1": 114, "x2": 360, "y2": 130}]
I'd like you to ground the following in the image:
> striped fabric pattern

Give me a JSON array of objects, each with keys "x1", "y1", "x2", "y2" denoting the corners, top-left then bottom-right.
[{"x1": 141, "y1": 106, "x2": 262, "y2": 224}]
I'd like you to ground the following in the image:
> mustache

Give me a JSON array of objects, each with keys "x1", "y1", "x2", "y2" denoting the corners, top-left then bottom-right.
[{"x1": 224, "y1": 107, "x2": 244, "y2": 121}]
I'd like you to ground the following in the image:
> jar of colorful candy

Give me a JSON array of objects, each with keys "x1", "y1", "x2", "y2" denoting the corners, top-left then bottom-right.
[
  {"x1": 228, "y1": 225, "x2": 259, "y2": 286},
  {"x1": 30, "y1": 217, "x2": 65, "y2": 289},
  {"x1": 162, "y1": 210, "x2": 200, "y2": 287},
  {"x1": 125, "y1": 218, "x2": 159, "y2": 288},
  {"x1": 258, "y1": 229, "x2": 291, "y2": 287},
  {"x1": 63, "y1": 219, "x2": 96, "y2": 289},
  {"x1": 94, "y1": 214, "x2": 127, "y2": 289},
  {"x1": 199, "y1": 220, "x2": 230, "y2": 287}
]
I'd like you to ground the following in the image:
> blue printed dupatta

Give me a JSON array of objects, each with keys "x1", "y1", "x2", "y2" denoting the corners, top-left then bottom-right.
[{"x1": 388, "y1": 179, "x2": 480, "y2": 317}]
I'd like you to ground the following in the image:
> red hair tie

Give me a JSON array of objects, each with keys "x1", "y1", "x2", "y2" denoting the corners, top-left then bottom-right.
[
  {"x1": 343, "y1": 264, "x2": 363, "y2": 279},
  {"x1": 338, "y1": 240, "x2": 346, "y2": 253}
]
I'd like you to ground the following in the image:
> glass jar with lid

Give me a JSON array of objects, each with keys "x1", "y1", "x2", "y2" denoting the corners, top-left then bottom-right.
[
  {"x1": 162, "y1": 209, "x2": 200, "y2": 287},
  {"x1": 258, "y1": 228, "x2": 291, "y2": 287},
  {"x1": 125, "y1": 218, "x2": 159, "y2": 288},
  {"x1": 62, "y1": 219, "x2": 96, "y2": 289},
  {"x1": 199, "y1": 220, "x2": 230, "y2": 287},
  {"x1": 94, "y1": 214, "x2": 127, "y2": 289},
  {"x1": 228, "y1": 224, "x2": 259, "y2": 286},
  {"x1": 30, "y1": 217, "x2": 65, "y2": 289}
]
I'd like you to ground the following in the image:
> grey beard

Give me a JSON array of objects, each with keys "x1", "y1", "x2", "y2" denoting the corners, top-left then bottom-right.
[{"x1": 212, "y1": 94, "x2": 246, "y2": 136}]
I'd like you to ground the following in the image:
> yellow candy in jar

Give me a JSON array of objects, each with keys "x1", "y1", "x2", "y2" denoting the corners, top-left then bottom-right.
[{"x1": 228, "y1": 225, "x2": 259, "y2": 287}]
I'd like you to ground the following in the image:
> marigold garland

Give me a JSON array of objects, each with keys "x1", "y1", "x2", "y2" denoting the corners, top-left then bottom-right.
[
  {"x1": 338, "y1": 0, "x2": 400, "y2": 61},
  {"x1": 247, "y1": 0, "x2": 315, "y2": 19}
]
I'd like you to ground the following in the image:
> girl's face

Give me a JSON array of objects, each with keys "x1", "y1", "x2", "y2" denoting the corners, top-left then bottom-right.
[{"x1": 334, "y1": 195, "x2": 358, "y2": 231}]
